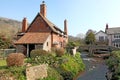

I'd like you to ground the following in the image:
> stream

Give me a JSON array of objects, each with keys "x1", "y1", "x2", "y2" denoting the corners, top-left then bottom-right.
[{"x1": 76, "y1": 52, "x2": 108, "y2": 80}]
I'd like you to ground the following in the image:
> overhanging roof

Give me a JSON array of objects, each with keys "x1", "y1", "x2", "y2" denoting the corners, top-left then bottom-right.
[{"x1": 15, "y1": 33, "x2": 50, "y2": 44}]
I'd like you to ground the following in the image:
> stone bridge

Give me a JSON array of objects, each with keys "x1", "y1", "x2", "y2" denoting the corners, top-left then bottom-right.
[{"x1": 78, "y1": 45, "x2": 119, "y2": 53}]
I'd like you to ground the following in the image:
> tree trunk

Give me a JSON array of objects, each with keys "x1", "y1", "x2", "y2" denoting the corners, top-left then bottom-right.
[{"x1": 89, "y1": 44, "x2": 93, "y2": 56}]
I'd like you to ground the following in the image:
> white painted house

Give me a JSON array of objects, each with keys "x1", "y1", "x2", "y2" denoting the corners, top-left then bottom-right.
[
  {"x1": 95, "y1": 30, "x2": 108, "y2": 45},
  {"x1": 95, "y1": 30, "x2": 108, "y2": 42},
  {"x1": 105, "y1": 24, "x2": 120, "y2": 48}
]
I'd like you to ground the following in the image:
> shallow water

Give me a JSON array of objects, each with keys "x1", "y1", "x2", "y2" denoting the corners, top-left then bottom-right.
[{"x1": 77, "y1": 52, "x2": 108, "y2": 80}]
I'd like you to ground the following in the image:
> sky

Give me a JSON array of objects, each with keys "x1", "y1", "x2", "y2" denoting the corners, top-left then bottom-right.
[{"x1": 0, "y1": 0, "x2": 120, "y2": 36}]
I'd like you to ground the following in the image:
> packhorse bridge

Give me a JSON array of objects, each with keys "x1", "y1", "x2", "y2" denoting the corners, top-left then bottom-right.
[{"x1": 78, "y1": 45, "x2": 119, "y2": 54}]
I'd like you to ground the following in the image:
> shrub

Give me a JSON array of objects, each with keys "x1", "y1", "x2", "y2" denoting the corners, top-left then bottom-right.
[
  {"x1": 106, "y1": 51, "x2": 120, "y2": 70},
  {"x1": 0, "y1": 64, "x2": 26, "y2": 80},
  {"x1": 41, "y1": 67, "x2": 63, "y2": 80},
  {"x1": 30, "y1": 49, "x2": 57, "y2": 65},
  {"x1": 55, "y1": 48, "x2": 65, "y2": 57},
  {"x1": 61, "y1": 55, "x2": 80, "y2": 76},
  {"x1": 6, "y1": 53, "x2": 25, "y2": 67},
  {"x1": 59, "y1": 70, "x2": 73, "y2": 80},
  {"x1": 8, "y1": 66, "x2": 26, "y2": 80},
  {"x1": 59, "y1": 52, "x2": 85, "y2": 79},
  {"x1": 30, "y1": 49, "x2": 49, "y2": 58},
  {"x1": 106, "y1": 50, "x2": 120, "y2": 80},
  {"x1": 30, "y1": 49, "x2": 85, "y2": 79}
]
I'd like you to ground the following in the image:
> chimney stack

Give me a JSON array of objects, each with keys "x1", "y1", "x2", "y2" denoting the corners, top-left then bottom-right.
[
  {"x1": 64, "y1": 19, "x2": 68, "y2": 35},
  {"x1": 22, "y1": 18, "x2": 28, "y2": 32},
  {"x1": 106, "y1": 23, "x2": 108, "y2": 29},
  {"x1": 40, "y1": 1, "x2": 46, "y2": 17},
  {"x1": 64, "y1": 19, "x2": 68, "y2": 43}
]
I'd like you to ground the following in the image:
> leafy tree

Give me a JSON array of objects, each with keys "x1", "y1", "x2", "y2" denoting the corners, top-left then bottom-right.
[
  {"x1": 67, "y1": 35, "x2": 85, "y2": 47},
  {"x1": 85, "y1": 32, "x2": 96, "y2": 56},
  {"x1": 0, "y1": 34, "x2": 11, "y2": 49},
  {"x1": 85, "y1": 32, "x2": 96, "y2": 45},
  {"x1": 67, "y1": 41, "x2": 77, "y2": 47},
  {"x1": 86, "y1": 29, "x2": 96, "y2": 36}
]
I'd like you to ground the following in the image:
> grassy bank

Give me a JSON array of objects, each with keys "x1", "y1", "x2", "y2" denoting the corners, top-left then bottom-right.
[
  {"x1": 0, "y1": 50, "x2": 85, "y2": 80},
  {"x1": 0, "y1": 59, "x2": 6, "y2": 66}
]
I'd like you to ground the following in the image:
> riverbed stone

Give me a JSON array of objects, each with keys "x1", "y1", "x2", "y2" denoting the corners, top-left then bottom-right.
[{"x1": 26, "y1": 64, "x2": 48, "y2": 80}]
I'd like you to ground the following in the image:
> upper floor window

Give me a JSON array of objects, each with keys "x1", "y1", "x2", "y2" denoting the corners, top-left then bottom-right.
[{"x1": 114, "y1": 34, "x2": 120, "y2": 39}]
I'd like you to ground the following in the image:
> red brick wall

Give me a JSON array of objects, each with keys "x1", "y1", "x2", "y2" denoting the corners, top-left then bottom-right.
[
  {"x1": 22, "y1": 18, "x2": 28, "y2": 32},
  {"x1": 40, "y1": 3, "x2": 46, "y2": 17},
  {"x1": 52, "y1": 33, "x2": 66, "y2": 48},
  {"x1": 27, "y1": 16, "x2": 51, "y2": 32}
]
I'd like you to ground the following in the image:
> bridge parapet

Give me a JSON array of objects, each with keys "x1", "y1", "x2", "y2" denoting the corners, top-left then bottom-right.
[{"x1": 78, "y1": 45, "x2": 119, "y2": 52}]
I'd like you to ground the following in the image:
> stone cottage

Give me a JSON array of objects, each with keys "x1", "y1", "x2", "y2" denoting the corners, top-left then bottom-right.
[{"x1": 15, "y1": 1, "x2": 68, "y2": 57}]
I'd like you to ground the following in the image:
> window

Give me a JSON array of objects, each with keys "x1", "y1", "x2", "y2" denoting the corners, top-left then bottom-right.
[
  {"x1": 116, "y1": 44, "x2": 118, "y2": 47},
  {"x1": 114, "y1": 35, "x2": 117, "y2": 38},
  {"x1": 99, "y1": 36, "x2": 104, "y2": 41},
  {"x1": 118, "y1": 35, "x2": 120, "y2": 38},
  {"x1": 105, "y1": 36, "x2": 108, "y2": 41},
  {"x1": 114, "y1": 43, "x2": 120, "y2": 48},
  {"x1": 114, "y1": 43, "x2": 115, "y2": 46},
  {"x1": 114, "y1": 34, "x2": 120, "y2": 39}
]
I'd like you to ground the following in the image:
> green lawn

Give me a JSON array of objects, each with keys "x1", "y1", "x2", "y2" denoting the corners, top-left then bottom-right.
[{"x1": 0, "y1": 59, "x2": 7, "y2": 66}]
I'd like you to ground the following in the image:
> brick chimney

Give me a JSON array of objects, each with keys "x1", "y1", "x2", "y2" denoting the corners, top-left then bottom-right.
[
  {"x1": 105, "y1": 23, "x2": 108, "y2": 33},
  {"x1": 64, "y1": 19, "x2": 68, "y2": 43},
  {"x1": 40, "y1": 1, "x2": 46, "y2": 17},
  {"x1": 64, "y1": 19, "x2": 68, "y2": 35},
  {"x1": 106, "y1": 23, "x2": 108, "y2": 29},
  {"x1": 22, "y1": 18, "x2": 28, "y2": 32}
]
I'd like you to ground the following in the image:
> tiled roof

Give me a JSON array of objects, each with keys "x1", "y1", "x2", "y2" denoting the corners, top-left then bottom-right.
[
  {"x1": 27, "y1": 13, "x2": 64, "y2": 35},
  {"x1": 95, "y1": 30, "x2": 106, "y2": 35},
  {"x1": 40, "y1": 13, "x2": 65, "y2": 35},
  {"x1": 106, "y1": 27, "x2": 120, "y2": 34},
  {"x1": 15, "y1": 33, "x2": 50, "y2": 44}
]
